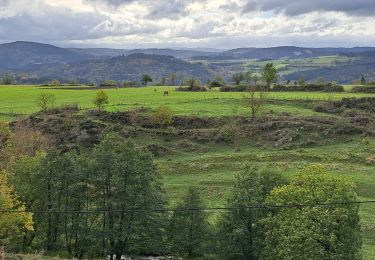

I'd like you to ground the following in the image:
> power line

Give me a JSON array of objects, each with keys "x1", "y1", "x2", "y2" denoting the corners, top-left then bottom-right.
[{"x1": 1, "y1": 200, "x2": 375, "y2": 214}]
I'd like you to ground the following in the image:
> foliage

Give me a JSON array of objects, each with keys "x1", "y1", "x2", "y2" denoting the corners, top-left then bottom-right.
[
  {"x1": 152, "y1": 106, "x2": 174, "y2": 127},
  {"x1": 351, "y1": 85, "x2": 375, "y2": 93},
  {"x1": 141, "y1": 74, "x2": 153, "y2": 85},
  {"x1": 272, "y1": 84, "x2": 344, "y2": 92},
  {"x1": 262, "y1": 63, "x2": 278, "y2": 88},
  {"x1": 0, "y1": 171, "x2": 33, "y2": 251},
  {"x1": 0, "y1": 121, "x2": 10, "y2": 149},
  {"x1": 1, "y1": 74, "x2": 15, "y2": 85},
  {"x1": 168, "y1": 188, "x2": 212, "y2": 257},
  {"x1": 49, "y1": 79, "x2": 60, "y2": 86},
  {"x1": 216, "y1": 165, "x2": 286, "y2": 259},
  {"x1": 210, "y1": 75, "x2": 226, "y2": 87},
  {"x1": 263, "y1": 165, "x2": 362, "y2": 260},
  {"x1": 232, "y1": 73, "x2": 244, "y2": 85},
  {"x1": 242, "y1": 85, "x2": 268, "y2": 118},
  {"x1": 10, "y1": 135, "x2": 166, "y2": 258},
  {"x1": 93, "y1": 90, "x2": 109, "y2": 111},
  {"x1": 100, "y1": 80, "x2": 118, "y2": 87},
  {"x1": 36, "y1": 92, "x2": 56, "y2": 112}
]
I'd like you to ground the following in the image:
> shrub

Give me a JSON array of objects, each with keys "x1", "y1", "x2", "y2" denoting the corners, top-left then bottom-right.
[
  {"x1": 100, "y1": 80, "x2": 118, "y2": 87},
  {"x1": 152, "y1": 106, "x2": 174, "y2": 127},
  {"x1": 272, "y1": 84, "x2": 343, "y2": 92},
  {"x1": 351, "y1": 85, "x2": 375, "y2": 93},
  {"x1": 176, "y1": 86, "x2": 207, "y2": 92},
  {"x1": 93, "y1": 90, "x2": 109, "y2": 111}
]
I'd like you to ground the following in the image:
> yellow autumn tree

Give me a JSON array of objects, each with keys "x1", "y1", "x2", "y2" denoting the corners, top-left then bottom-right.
[{"x1": 0, "y1": 171, "x2": 33, "y2": 250}]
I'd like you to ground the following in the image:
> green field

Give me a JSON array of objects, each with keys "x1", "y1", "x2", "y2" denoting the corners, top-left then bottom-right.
[
  {"x1": 1, "y1": 85, "x2": 375, "y2": 258},
  {"x1": 0, "y1": 85, "x2": 374, "y2": 120}
]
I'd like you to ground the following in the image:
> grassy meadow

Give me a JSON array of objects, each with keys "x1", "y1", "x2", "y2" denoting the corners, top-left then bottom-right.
[
  {"x1": 0, "y1": 85, "x2": 374, "y2": 120},
  {"x1": 1, "y1": 85, "x2": 375, "y2": 258}
]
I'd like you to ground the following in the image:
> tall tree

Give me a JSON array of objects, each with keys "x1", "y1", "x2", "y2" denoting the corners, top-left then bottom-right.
[
  {"x1": 263, "y1": 165, "x2": 362, "y2": 260},
  {"x1": 262, "y1": 63, "x2": 278, "y2": 89},
  {"x1": 0, "y1": 171, "x2": 33, "y2": 251},
  {"x1": 89, "y1": 134, "x2": 166, "y2": 259},
  {"x1": 217, "y1": 165, "x2": 286, "y2": 259},
  {"x1": 168, "y1": 188, "x2": 212, "y2": 258}
]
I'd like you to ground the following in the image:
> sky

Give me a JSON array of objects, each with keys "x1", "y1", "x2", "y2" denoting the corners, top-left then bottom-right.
[{"x1": 0, "y1": 0, "x2": 374, "y2": 49}]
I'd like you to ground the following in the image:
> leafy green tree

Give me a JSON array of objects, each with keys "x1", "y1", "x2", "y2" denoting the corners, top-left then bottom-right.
[
  {"x1": 217, "y1": 165, "x2": 286, "y2": 259},
  {"x1": 232, "y1": 73, "x2": 244, "y2": 85},
  {"x1": 0, "y1": 171, "x2": 33, "y2": 251},
  {"x1": 262, "y1": 63, "x2": 278, "y2": 89},
  {"x1": 263, "y1": 165, "x2": 362, "y2": 260},
  {"x1": 185, "y1": 78, "x2": 201, "y2": 88},
  {"x1": 93, "y1": 90, "x2": 109, "y2": 111},
  {"x1": 168, "y1": 188, "x2": 212, "y2": 257},
  {"x1": 89, "y1": 134, "x2": 166, "y2": 258},
  {"x1": 141, "y1": 74, "x2": 153, "y2": 85},
  {"x1": 210, "y1": 75, "x2": 226, "y2": 87}
]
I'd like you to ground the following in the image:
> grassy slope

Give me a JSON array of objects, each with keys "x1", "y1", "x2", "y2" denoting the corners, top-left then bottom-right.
[
  {"x1": 153, "y1": 137, "x2": 375, "y2": 259},
  {"x1": 1, "y1": 85, "x2": 374, "y2": 258}
]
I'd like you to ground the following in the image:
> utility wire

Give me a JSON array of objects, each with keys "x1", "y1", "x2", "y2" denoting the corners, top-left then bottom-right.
[{"x1": 1, "y1": 200, "x2": 375, "y2": 214}]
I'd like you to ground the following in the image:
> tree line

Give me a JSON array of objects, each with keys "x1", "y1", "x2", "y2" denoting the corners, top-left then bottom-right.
[{"x1": 0, "y1": 131, "x2": 362, "y2": 259}]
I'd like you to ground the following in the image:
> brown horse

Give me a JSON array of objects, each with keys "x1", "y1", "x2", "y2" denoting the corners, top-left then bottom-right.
[{"x1": 163, "y1": 91, "x2": 169, "y2": 96}]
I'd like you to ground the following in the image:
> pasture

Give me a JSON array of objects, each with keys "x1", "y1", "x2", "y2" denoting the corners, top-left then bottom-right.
[
  {"x1": 0, "y1": 85, "x2": 374, "y2": 120},
  {"x1": 1, "y1": 85, "x2": 375, "y2": 258}
]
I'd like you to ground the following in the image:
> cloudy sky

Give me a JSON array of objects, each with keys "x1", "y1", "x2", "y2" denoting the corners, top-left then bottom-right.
[{"x1": 0, "y1": 0, "x2": 374, "y2": 49}]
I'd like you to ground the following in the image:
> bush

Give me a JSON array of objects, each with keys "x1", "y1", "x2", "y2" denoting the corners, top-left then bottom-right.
[
  {"x1": 272, "y1": 84, "x2": 343, "y2": 92},
  {"x1": 176, "y1": 86, "x2": 207, "y2": 92},
  {"x1": 100, "y1": 80, "x2": 118, "y2": 87},
  {"x1": 152, "y1": 106, "x2": 174, "y2": 127},
  {"x1": 220, "y1": 84, "x2": 267, "y2": 92},
  {"x1": 351, "y1": 85, "x2": 375, "y2": 93},
  {"x1": 123, "y1": 81, "x2": 140, "y2": 88}
]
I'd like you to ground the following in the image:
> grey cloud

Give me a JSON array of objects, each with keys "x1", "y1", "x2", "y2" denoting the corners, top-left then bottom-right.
[
  {"x1": 243, "y1": 0, "x2": 375, "y2": 16},
  {"x1": 87, "y1": 0, "x2": 203, "y2": 19}
]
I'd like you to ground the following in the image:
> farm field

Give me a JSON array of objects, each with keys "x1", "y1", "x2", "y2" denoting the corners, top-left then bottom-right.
[
  {"x1": 1, "y1": 84, "x2": 374, "y2": 259},
  {"x1": 0, "y1": 85, "x2": 374, "y2": 120}
]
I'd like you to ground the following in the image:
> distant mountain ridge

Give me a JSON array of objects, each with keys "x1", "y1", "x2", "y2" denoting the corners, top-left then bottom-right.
[
  {"x1": 21, "y1": 53, "x2": 215, "y2": 83},
  {"x1": 1, "y1": 41, "x2": 375, "y2": 84},
  {"x1": 0, "y1": 41, "x2": 94, "y2": 70}
]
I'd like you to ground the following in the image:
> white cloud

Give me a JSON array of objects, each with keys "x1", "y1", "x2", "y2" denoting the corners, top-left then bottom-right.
[{"x1": 0, "y1": 0, "x2": 374, "y2": 48}]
